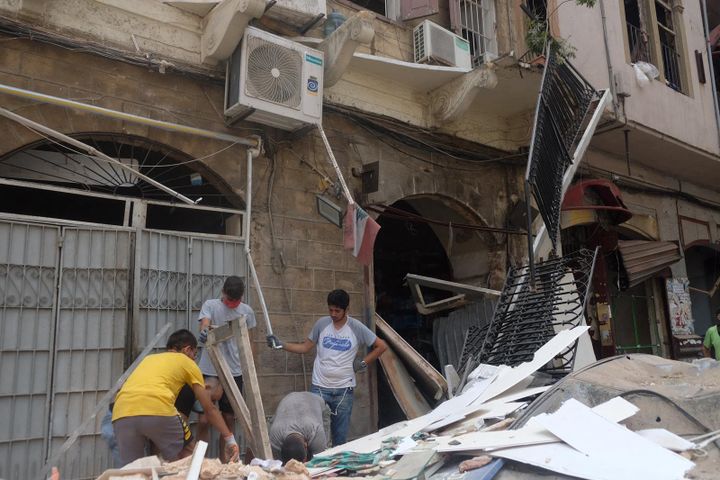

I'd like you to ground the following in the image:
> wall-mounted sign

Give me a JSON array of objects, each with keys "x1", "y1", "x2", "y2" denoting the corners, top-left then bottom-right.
[{"x1": 666, "y1": 277, "x2": 694, "y2": 335}]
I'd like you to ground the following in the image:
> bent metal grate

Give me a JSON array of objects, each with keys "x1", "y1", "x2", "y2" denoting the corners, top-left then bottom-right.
[
  {"x1": 459, "y1": 248, "x2": 598, "y2": 379},
  {"x1": 526, "y1": 48, "x2": 599, "y2": 251}
]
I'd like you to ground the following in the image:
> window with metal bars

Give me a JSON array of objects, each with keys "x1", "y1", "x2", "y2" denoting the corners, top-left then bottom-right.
[
  {"x1": 622, "y1": 0, "x2": 686, "y2": 93},
  {"x1": 450, "y1": 0, "x2": 498, "y2": 66}
]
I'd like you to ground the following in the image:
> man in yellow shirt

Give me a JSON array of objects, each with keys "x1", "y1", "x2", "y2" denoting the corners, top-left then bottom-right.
[{"x1": 112, "y1": 329, "x2": 239, "y2": 465}]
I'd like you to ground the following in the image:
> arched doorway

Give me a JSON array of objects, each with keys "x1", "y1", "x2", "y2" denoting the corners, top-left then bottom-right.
[
  {"x1": 372, "y1": 195, "x2": 494, "y2": 426},
  {"x1": 0, "y1": 133, "x2": 248, "y2": 479},
  {"x1": 0, "y1": 133, "x2": 241, "y2": 233}
]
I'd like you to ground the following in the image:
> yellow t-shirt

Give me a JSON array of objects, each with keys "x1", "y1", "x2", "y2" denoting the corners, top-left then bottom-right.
[{"x1": 112, "y1": 352, "x2": 204, "y2": 421}]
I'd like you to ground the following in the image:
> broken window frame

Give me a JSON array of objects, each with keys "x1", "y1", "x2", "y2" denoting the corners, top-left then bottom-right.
[
  {"x1": 621, "y1": 0, "x2": 689, "y2": 94},
  {"x1": 405, "y1": 273, "x2": 500, "y2": 315}
]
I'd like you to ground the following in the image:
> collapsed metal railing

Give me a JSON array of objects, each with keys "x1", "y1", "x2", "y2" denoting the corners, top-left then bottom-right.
[
  {"x1": 458, "y1": 248, "x2": 598, "y2": 381},
  {"x1": 525, "y1": 48, "x2": 600, "y2": 256}
]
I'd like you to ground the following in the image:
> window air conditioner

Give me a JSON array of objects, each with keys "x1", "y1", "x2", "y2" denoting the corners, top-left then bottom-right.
[
  {"x1": 225, "y1": 27, "x2": 324, "y2": 130},
  {"x1": 413, "y1": 20, "x2": 472, "y2": 69}
]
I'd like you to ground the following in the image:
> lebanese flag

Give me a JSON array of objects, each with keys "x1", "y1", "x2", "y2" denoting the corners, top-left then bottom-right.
[{"x1": 343, "y1": 203, "x2": 380, "y2": 266}]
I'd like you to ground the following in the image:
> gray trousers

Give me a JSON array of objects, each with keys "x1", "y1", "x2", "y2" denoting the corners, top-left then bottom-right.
[{"x1": 113, "y1": 415, "x2": 187, "y2": 465}]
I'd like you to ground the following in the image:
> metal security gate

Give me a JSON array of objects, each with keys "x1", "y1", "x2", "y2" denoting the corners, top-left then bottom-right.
[
  {"x1": 134, "y1": 230, "x2": 247, "y2": 351},
  {"x1": 47, "y1": 228, "x2": 132, "y2": 479},
  {"x1": 0, "y1": 221, "x2": 60, "y2": 480},
  {"x1": 0, "y1": 219, "x2": 246, "y2": 479}
]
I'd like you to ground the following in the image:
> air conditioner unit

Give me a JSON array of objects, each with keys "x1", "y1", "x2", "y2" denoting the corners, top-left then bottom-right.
[
  {"x1": 413, "y1": 20, "x2": 471, "y2": 69},
  {"x1": 225, "y1": 27, "x2": 324, "y2": 130}
]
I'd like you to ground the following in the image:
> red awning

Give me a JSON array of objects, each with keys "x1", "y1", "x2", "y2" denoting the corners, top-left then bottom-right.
[{"x1": 562, "y1": 179, "x2": 633, "y2": 225}]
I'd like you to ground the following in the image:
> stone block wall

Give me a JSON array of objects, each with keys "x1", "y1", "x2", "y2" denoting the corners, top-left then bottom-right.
[{"x1": 0, "y1": 33, "x2": 527, "y2": 441}]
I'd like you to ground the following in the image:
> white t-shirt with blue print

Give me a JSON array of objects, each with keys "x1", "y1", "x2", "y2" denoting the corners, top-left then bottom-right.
[{"x1": 309, "y1": 316, "x2": 377, "y2": 388}]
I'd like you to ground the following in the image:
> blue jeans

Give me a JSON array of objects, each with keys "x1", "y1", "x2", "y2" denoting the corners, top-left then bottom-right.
[{"x1": 311, "y1": 384, "x2": 354, "y2": 446}]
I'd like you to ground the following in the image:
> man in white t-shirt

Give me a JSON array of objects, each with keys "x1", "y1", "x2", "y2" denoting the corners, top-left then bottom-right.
[
  {"x1": 196, "y1": 275, "x2": 256, "y2": 461},
  {"x1": 267, "y1": 289, "x2": 387, "y2": 446}
]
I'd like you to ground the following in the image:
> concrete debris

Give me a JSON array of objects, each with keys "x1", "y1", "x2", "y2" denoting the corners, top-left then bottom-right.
[{"x1": 97, "y1": 457, "x2": 311, "y2": 480}]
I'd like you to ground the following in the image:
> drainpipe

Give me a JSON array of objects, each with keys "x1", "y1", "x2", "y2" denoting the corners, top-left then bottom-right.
[
  {"x1": 701, "y1": 0, "x2": 720, "y2": 151},
  {"x1": 599, "y1": 0, "x2": 620, "y2": 119}
]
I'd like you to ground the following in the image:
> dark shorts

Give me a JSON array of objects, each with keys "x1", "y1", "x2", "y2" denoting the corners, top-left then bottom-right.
[
  {"x1": 113, "y1": 414, "x2": 192, "y2": 465},
  {"x1": 175, "y1": 384, "x2": 195, "y2": 418},
  {"x1": 204, "y1": 375, "x2": 243, "y2": 414}
]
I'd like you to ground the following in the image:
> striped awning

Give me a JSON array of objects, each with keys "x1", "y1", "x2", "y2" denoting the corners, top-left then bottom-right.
[{"x1": 617, "y1": 240, "x2": 682, "y2": 289}]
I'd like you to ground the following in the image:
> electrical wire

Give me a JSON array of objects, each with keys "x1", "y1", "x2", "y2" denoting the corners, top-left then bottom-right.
[
  {"x1": 325, "y1": 104, "x2": 529, "y2": 170},
  {"x1": 367, "y1": 203, "x2": 527, "y2": 235}
]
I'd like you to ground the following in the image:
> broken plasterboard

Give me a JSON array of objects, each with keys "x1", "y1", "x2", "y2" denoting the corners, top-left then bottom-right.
[
  {"x1": 436, "y1": 396, "x2": 638, "y2": 453},
  {"x1": 319, "y1": 326, "x2": 590, "y2": 457},
  {"x1": 492, "y1": 398, "x2": 693, "y2": 480}
]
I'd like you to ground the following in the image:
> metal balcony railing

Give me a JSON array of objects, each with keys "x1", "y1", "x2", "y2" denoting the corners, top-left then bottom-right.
[{"x1": 626, "y1": 22, "x2": 651, "y2": 63}]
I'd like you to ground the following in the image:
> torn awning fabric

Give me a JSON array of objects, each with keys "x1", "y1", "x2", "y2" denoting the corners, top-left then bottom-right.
[{"x1": 617, "y1": 240, "x2": 682, "y2": 289}]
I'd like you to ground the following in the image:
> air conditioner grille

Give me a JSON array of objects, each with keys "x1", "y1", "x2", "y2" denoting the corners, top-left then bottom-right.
[
  {"x1": 429, "y1": 24, "x2": 456, "y2": 66},
  {"x1": 245, "y1": 35, "x2": 303, "y2": 109},
  {"x1": 413, "y1": 26, "x2": 426, "y2": 63}
]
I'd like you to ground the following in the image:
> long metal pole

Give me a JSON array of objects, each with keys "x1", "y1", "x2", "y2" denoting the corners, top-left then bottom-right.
[
  {"x1": 0, "y1": 107, "x2": 197, "y2": 205},
  {"x1": 0, "y1": 83, "x2": 259, "y2": 147},
  {"x1": 243, "y1": 145, "x2": 277, "y2": 344}
]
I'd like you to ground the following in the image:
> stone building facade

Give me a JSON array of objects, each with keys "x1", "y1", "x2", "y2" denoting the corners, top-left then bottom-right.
[{"x1": 0, "y1": 0, "x2": 719, "y2": 478}]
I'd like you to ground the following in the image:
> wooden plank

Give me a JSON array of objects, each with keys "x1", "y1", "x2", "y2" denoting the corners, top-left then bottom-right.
[
  {"x1": 376, "y1": 314, "x2": 447, "y2": 400},
  {"x1": 40, "y1": 322, "x2": 173, "y2": 478},
  {"x1": 231, "y1": 316, "x2": 273, "y2": 459},
  {"x1": 205, "y1": 333, "x2": 258, "y2": 451},
  {"x1": 378, "y1": 345, "x2": 432, "y2": 419},
  {"x1": 186, "y1": 441, "x2": 208, "y2": 480}
]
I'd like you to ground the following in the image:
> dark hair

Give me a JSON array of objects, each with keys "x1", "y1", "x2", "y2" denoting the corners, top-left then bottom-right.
[
  {"x1": 166, "y1": 329, "x2": 198, "y2": 351},
  {"x1": 223, "y1": 276, "x2": 245, "y2": 301},
  {"x1": 716, "y1": 308, "x2": 720, "y2": 316},
  {"x1": 280, "y1": 434, "x2": 308, "y2": 463},
  {"x1": 327, "y1": 289, "x2": 350, "y2": 310}
]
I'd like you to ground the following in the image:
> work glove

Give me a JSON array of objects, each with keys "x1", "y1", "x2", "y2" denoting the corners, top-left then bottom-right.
[
  {"x1": 353, "y1": 357, "x2": 368, "y2": 373},
  {"x1": 198, "y1": 328, "x2": 209, "y2": 345},
  {"x1": 224, "y1": 434, "x2": 240, "y2": 463},
  {"x1": 266, "y1": 334, "x2": 283, "y2": 349}
]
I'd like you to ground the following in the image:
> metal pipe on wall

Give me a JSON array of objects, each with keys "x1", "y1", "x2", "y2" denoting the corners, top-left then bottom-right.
[
  {"x1": 0, "y1": 106, "x2": 197, "y2": 205},
  {"x1": 0, "y1": 83, "x2": 260, "y2": 147},
  {"x1": 243, "y1": 144, "x2": 278, "y2": 343}
]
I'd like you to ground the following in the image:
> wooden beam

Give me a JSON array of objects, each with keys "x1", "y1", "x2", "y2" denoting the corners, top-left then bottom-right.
[
  {"x1": 230, "y1": 316, "x2": 273, "y2": 459},
  {"x1": 205, "y1": 331, "x2": 258, "y2": 451}
]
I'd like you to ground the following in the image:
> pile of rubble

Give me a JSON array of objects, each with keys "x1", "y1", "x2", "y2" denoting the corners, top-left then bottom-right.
[{"x1": 97, "y1": 326, "x2": 720, "y2": 480}]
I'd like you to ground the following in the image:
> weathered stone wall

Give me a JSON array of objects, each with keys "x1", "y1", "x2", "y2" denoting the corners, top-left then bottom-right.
[{"x1": 0, "y1": 36, "x2": 527, "y2": 439}]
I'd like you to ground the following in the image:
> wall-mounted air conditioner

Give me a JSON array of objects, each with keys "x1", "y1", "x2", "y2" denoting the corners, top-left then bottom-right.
[
  {"x1": 413, "y1": 20, "x2": 472, "y2": 69},
  {"x1": 225, "y1": 27, "x2": 324, "y2": 130}
]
